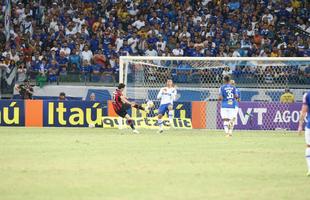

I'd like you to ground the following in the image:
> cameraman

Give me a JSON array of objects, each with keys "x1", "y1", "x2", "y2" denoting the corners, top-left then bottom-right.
[{"x1": 15, "y1": 79, "x2": 34, "y2": 99}]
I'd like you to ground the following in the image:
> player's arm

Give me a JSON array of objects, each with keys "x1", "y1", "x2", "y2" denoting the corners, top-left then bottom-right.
[
  {"x1": 236, "y1": 94, "x2": 240, "y2": 102},
  {"x1": 298, "y1": 104, "x2": 308, "y2": 133},
  {"x1": 172, "y1": 88, "x2": 177, "y2": 101},
  {"x1": 157, "y1": 88, "x2": 163, "y2": 99},
  {"x1": 234, "y1": 88, "x2": 239, "y2": 101},
  {"x1": 298, "y1": 93, "x2": 308, "y2": 134}
]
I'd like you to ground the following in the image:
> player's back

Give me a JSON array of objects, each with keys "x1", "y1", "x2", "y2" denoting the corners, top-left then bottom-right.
[
  {"x1": 112, "y1": 89, "x2": 123, "y2": 110},
  {"x1": 220, "y1": 84, "x2": 237, "y2": 108}
]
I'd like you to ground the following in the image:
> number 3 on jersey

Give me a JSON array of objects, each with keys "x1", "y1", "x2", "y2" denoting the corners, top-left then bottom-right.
[{"x1": 226, "y1": 89, "x2": 234, "y2": 99}]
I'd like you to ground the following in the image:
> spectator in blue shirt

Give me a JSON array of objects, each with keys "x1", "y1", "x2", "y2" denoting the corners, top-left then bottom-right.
[
  {"x1": 47, "y1": 59, "x2": 59, "y2": 82},
  {"x1": 69, "y1": 48, "x2": 81, "y2": 71},
  {"x1": 58, "y1": 51, "x2": 68, "y2": 75},
  {"x1": 81, "y1": 60, "x2": 92, "y2": 74},
  {"x1": 31, "y1": 53, "x2": 42, "y2": 73},
  {"x1": 89, "y1": 34, "x2": 99, "y2": 53},
  {"x1": 119, "y1": 40, "x2": 133, "y2": 56}
]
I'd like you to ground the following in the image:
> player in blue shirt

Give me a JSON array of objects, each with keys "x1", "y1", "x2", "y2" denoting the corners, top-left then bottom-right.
[
  {"x1": 298, "y1": 91, "x2": 310, "y2": 176},
  {"x1": 218, "y1": 76, "x2": 238, "y2": 137}
]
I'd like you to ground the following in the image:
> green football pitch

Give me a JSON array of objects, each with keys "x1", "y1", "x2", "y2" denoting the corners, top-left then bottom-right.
[{"x1": 0, "y1": 127, "x2": 308, "y2": 200}]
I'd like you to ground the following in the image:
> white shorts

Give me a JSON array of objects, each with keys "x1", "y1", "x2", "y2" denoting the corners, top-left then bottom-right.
[
  {"x1": 221, "y1": 108, "x2": 236, "y2": 120},
  {"x1": 305, "y1": 128, "x2": 310, "y2": 145}
]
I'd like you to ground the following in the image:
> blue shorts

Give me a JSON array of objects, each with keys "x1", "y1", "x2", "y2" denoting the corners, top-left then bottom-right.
[{"x1": 158, "y1": 103, "x2": 172, "y2": 115}]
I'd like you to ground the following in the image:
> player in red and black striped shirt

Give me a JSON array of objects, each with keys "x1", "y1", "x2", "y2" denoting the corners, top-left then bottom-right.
[{"x1": 112, "y1": 83, "x2": 148, "y2": 133}]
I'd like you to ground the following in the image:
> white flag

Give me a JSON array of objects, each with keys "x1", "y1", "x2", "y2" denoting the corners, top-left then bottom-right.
[{"x1": 4, "y1": 0, "x2": 11, "y2": 41}]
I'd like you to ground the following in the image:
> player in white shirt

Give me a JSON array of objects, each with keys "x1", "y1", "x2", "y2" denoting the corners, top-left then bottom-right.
[{"x1": 156, "y1": 79, "x2": 177, "y2": 133}]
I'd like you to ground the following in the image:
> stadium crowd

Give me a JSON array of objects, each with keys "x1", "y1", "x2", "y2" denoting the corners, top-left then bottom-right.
[{"x1": 0, "y1": 0, "x2": 309, "y2": 86}]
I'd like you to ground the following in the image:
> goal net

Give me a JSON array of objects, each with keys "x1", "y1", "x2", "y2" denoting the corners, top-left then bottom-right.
[{"x1": 119, "y1": 56, "x2": 310, "y2": 131}]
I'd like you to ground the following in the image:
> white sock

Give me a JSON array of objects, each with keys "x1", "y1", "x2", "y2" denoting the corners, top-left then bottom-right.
[
  {"x1": 158, "y1": 119, "x2": 163, "y2": 130},
  {"x1": 306, "y1": 148, "x2": 310, "y2": 171},
  {"x1": 223, "y1": 121, "x2": 229, "y2": 134},
  {"x1": 168, "y1": 110, "x2": 173, "y2": 122}
]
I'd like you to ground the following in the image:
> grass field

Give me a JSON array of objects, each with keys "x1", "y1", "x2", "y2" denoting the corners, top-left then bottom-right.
[{"x1": 0, "y1": 127, "x2": 308, "y2": 200}]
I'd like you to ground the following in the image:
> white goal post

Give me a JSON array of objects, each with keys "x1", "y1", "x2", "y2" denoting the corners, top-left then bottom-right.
[{"x1": 119, "y1": 56, "x2": 310, "y2": 130}]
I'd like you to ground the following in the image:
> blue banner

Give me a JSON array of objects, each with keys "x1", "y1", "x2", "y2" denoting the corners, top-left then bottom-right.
[{"x1": 0, "y1": 100, "x2": 24, "y2": 126}]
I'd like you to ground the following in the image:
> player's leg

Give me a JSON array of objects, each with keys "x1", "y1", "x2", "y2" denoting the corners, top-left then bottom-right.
[
  {"x1": 221, "y1": 108, "x2": 230, "y2": 136},
  {"x1": 229, "y1": 107, "x2": 238, "y2": 127},
  {"x1": 132, "y1": 103, "x2": 146, "y2": 111},
  {"x1": 157, "y1": 114, "x2": 164, "y2": 133},
  {"x1": 223, "y1": 119, "x2": 231, "y2": 136},
  {"x1": 118, "y1": 103, "x2": 139, "y2": 133},
  {"x1": 305, "y1": 128, "x2": 310, "y2": 176},
  {"x1": 124, "y1": 114, "x2": 139, "y2": 133},
  {"x1": 167, "y1": 104, "x2": 174, "y2": 127},
  {"x1": 157, "y1": 104, "x2": 167, "y2": 133},
  {"x1": 228, "y1": 108, "x2": 238, "y2": 135},
  {"x1": 234, "y1": 107, "x2": 239, "y2": 124}
]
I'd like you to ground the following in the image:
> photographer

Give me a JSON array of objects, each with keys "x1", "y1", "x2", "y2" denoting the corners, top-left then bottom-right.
[{"x1": 15, "y1": 79, "x2": 34, "y2": 99}]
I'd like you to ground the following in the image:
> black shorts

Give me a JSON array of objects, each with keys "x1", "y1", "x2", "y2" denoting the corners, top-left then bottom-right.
[{"x1": 115, "y1": 103, "x2": 131, "y2": 118}]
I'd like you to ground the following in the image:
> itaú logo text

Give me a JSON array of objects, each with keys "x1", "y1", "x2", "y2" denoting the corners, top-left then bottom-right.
[
  {"x1": 0, "y1": 102, "x2": 20, "y2": 125},
  {"x1": 47, "y1": 102, "x2": 103, "y2": 126}
]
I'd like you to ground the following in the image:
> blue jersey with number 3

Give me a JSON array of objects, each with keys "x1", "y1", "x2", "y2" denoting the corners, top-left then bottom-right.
[{"x1": 219, "y1": 84, "x2": 237, "y2": 108}]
